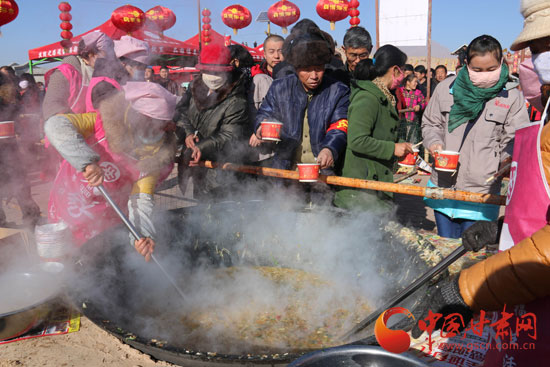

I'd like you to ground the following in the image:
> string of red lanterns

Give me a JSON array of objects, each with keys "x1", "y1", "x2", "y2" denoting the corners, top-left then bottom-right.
[
  {"x1": 267, "y1": 0, "x2": 300, "y2": 34},
  {"x1": 349, "y1": 0, "x2": 360, "y2": 27},
  {"x1": 316, "y1": 0, "x2": 349, "y2": 30},
  {"x1": 202, "y1": 8, "x2": 212, "y2": 45},
  {"x1": 221, "y1": 4, "x2": 252, "y2": 35},
  {"x1": 111, "y1": 4, "x2": 145, "y2": 36},
  {"x1": 58, "y1": 2, "x2": 72, "y2": 50}
]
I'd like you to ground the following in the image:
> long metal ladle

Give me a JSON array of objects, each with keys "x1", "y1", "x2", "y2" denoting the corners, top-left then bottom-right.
[
  {"x1": 341, "y1": 245, "x2": 467, "y2": 341},
  {"x1": 97, "y1": 184, "x2": 187, "y2": 302}
]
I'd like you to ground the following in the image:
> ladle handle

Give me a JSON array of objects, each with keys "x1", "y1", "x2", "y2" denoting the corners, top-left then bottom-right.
[
  {"x1": 97, "y1": 184, "x2": 187, "y2": 302},
  {"x1": 97, "y1": 185, "x2": 141, "y2": 241},
  {"x1": 342, "y1": 245, "x2": 467, "y2": 341}
]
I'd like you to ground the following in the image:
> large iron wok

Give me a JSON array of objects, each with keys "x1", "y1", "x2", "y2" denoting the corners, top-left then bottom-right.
[{"x1": 71, "y1": 202, "x2": 435, "y2": 366}]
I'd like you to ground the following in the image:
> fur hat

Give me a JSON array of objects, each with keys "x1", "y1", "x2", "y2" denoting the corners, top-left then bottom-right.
[
  {"x1": 511, "y1": 0, "x2": 550, "y2": 51},
  {"x1": 284, "y1": 30, "x2": 332, "y2": 69},
  {"x1": 195, "y1": 43, "x2": 233, "y2": 72}
]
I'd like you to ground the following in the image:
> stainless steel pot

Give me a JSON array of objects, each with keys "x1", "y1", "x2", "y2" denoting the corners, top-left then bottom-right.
[
  {"x1": 288, "y1": 345, "x2": 428, "y2": 367},
  {"x1": 0, "y1": 269, "x2": 61, "y2": 341}
]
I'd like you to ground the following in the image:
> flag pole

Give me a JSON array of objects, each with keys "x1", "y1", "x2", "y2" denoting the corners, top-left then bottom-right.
[
  {"x1": 197, "y1": 0, "x2": 202, "y2": 52},
  {"x1": 375, "y1": 0, "x2": 380, "y2": 50},
  {"x1": 426, "y1": 0, "x2": 432, "y2": 99}
]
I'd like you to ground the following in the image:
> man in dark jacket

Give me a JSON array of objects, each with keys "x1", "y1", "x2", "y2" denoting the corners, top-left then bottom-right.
[
  {"x1": 252, "y1": 29, "x2": 349, "y2": 173},
  {"x1": 175, "y1": 43, "x2": 248, "y2": 200}
]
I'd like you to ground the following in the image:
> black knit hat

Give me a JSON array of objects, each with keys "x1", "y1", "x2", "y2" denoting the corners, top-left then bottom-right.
[{"x1": 284, "y1": 29, "x2": 332, "y2": 69}]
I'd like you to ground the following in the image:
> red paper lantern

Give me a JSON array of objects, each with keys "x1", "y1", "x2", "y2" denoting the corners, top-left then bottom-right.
[
  {"x1": 202, "y1": 9, "x2": 211, "y2": 17},
  {"x1": 111, "y1": 4, "x2": 145, "y2": 35},
  {"x1": 60, "y1": 39, "x2": 72, "y2": 49},
  {"x1": 60, "y1": 30, "x2": 73, "y2": 39},
  {"x1": 145, "y1": 6, "x2": 176, "y2": 34},
  {"x1": 0, "y1": 0, "x2": 19, "y2": 28},
  {"x1": 58, "y1": 1, "x2": 70, "y2": 12},
  {"x1": 316, "y1": 0, "x2": 349, "y2": 30},
  {"x1": 267, "y1": 0, "x2": 300, "y2": 34},
  {"x1": 59, "y1": 12, "x2": 72, "y2": 21},
  {"x1": 221, "y1": 4, "x2": 252, "y2": 35},
  {"x1": 349, "y1": 0, "x2": 360, "y2": 27},
  {"x1": 202, "y1": 23, "x2": 211, "y2": 30},
  {"x1": 60, "y1": 22, "x2": 72, "y2": 30}
]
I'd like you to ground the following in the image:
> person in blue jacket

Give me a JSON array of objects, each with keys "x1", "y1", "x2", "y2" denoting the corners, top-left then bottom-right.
[{"x1": 251, "y1": 27, "x2": 350, "y2": 173}]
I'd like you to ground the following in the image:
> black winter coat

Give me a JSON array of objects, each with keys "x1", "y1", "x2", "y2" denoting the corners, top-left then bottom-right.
[{"x1": 175, "y1": 73, "x2": 249, "y2": 162}]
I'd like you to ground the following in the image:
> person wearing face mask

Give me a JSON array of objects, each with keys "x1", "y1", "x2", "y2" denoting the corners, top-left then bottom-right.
[
  {"x1": 44, "y1": 82, "x2": 178, "y2": 261},
  {"x1": 175, "y1": 43, "x2": 249, "y2": 200},
  {"x1": 334, "y1": 45, "x2": 413, "y2": 210},
  {"x1": 421, "y1": 35, "x2": 528, "y2": 239},
  {"x1": 424, "y1": 2, "x2": 550, "y2": 365},
  {"x1": 85, "y1": 36, "x2": 152, "y2": 114}
]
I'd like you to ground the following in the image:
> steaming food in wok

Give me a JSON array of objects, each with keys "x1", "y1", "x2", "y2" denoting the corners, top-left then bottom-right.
[{"x1": 169, "y1": 266, "x2": 372, "y2": 352}]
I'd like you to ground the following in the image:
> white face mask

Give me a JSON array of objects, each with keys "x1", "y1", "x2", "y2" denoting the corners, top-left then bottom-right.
[
  {"x1": 202, "y1": 73, "x2": 227, "y2": 90},
  {"x1": 532, "y1": 51, "x2": 550, "y2": 84}
]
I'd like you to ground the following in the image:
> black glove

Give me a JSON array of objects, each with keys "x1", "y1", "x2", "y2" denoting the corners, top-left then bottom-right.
[
  {"x1": 411, "y1": 276, "x2": 473, "y2": 339},
  {"x1": 461, "y1": 219, "x2": 502, "y2": 252}
]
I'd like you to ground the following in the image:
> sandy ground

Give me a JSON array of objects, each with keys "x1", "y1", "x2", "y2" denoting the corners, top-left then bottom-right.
[
  {"x1": 1, "y1": 164, "x2": 441, "y2": 367},
  {"x1": 0, "y1": 317, "x2": 176, "y2": 367}
]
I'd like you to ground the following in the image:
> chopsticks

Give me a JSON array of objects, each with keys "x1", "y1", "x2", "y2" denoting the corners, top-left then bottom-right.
[
  {"x1": 412, "y1": 141, "x2": 423, "y2": 149},
  {"x1": 485, "y1": 163, "x2": 512, "y2": 183}
]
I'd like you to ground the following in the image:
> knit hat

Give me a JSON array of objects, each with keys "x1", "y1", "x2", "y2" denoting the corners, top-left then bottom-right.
[
  {"x1": 122, "y1": 82, "x2": 177, "y2": 121},
  {"x1": 511, "y1": 0, "x2": 550, "y2": 51},
  {"x1": 114, "y1": 36, "x2": 151, "y2": 65},
  {"x1": 284, "y1": 29, "x2": 332, "y2": 69},
  {"x1": 195, "y1": 43, "x2": 233, "y2": 72}
]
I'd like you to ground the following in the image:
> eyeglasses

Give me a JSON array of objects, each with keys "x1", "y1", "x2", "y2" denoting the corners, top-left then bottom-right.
[{"x1": 347, "y1": 52, "x2": 370, "y2": 61}]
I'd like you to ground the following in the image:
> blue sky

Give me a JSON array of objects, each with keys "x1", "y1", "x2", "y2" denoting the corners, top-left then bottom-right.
[{"x1": 0, "y1": 0, "x2": 524, "y2": 67}]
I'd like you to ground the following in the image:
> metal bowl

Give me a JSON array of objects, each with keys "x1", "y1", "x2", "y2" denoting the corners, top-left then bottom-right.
[
  {"x1": 288, "y1": 345, "x2": 428, "y2": 367},
  {"x1": 0, "y1": 269, "x2": 60, "y2": 341}
]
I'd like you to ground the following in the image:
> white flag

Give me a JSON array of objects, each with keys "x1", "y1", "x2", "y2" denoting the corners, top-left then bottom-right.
[{"x1": 379, "y1": 0, "x2": 429, "y2": 47}]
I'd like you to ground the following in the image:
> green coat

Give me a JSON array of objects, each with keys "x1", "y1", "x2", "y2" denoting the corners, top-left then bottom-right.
[{"x1": 334, "y1": 79, "x2": 399, "y2": 210}]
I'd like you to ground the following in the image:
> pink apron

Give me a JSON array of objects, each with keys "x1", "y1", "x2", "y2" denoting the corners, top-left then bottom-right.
[
  {"x1": 48, "y1": 77, "x2": 141, "y2": 246},
  {"x1": 44, "y1": 63, "x2": 87, "y2": 114},
  {"x1": 483, "y1": 104, "x2": 550, "y2": 366}
]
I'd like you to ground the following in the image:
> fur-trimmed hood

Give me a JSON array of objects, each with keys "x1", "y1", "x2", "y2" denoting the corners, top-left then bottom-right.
[{"x1": 98, "y1": 91, "x2": 177, "y2": 175}]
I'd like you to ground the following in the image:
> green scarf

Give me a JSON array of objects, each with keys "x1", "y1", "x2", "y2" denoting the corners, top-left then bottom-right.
[{"x1": 448, "y1": 63, "x2": 509, "y2": 133}]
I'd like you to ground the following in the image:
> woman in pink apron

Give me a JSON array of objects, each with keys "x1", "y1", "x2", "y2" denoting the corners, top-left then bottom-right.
[
  {"x1": 41, "y1": 32, "x2": 116, "y2": 182},
  {"x1": 44, "y1": 82, "x2": 178, "y2": 261}
]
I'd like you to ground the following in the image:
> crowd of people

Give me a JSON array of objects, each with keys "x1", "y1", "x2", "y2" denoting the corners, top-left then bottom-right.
[{"x1": 2, "y1": 1, "x2": 550, "y2": 362}]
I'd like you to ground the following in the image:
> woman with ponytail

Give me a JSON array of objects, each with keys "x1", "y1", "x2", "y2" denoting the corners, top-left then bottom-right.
[{"x1": 335, "y1": 45, "x2": 413, "y2": 209}]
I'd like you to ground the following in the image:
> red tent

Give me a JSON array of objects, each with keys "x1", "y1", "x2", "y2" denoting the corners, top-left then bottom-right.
[
  {"x1": 28, "y1": 19, "x2": 198, "y2": 61},
  {"x1": 183, "y1": 29, "x2": 264, "y2": 61}
]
